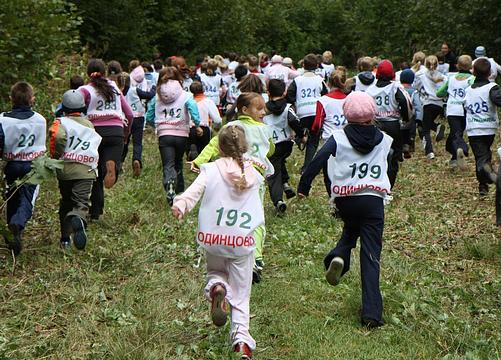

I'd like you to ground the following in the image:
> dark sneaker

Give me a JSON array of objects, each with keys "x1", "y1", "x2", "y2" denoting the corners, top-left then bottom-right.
[
  {"x1": 276, "y1": 200, "x2": 287, "y2": 214},
  {"x1": 435, "y1": 124, "x2": 445, "y2": 142},
  {"x1": 325, "y1": 257, "x2": 344, "y2": 286},
  {"x1": 210, "y1": 284, "x2": 227, "y2": 327},
  {"x1": 252, "y1": 259, "x2": 264, "y2": 284},
  {"x1": 479, "y1": 183, "x2": 489, "y2": 197},
  {"x1": 71, "y1": 216, "x2": 87, "y2": 250},
  {"x1": 283, "y1": 183, "x2": 296, "y2": 199},
  {"x1": 6, "y1": 224, "x2": 22, "y2": 256},
  {"x1": 483, "y1": 163, "x2": 497, "y2": 184},
  {"x1": 166, "y1": 180, "x2": 176, "y2": 207},
  {"x1": 132, "y1": 160, "x2": 142, "y2": 177},
  {"x1": 60, "y1": 236, "x2": 71, "y2": 250},
  {"x1": 361, "y1": 318, "x2": 385, "y2": 329},
  {"x1": 233, "y1": 342, "x2": 253, "y2": 359}
]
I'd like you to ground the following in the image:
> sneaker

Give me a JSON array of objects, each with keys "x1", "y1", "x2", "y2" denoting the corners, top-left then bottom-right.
[
  {"x1": 132, "y1": 160, "x2": 141, "y2": 177},
  {"x1": 252, "y1": 259, "x2": 264, "y2": 284},
  {"x1": 71, "y1": 216, "x2": 87, "y2": 250},
  {"x1": 435, "y1": 124, "x2": 445, "y2": 142},
  {"x1": 483, "y1": 163, "x2": 498, "y2": 184},
  {"x1": 325, "y1": 257, "x2": 344, "y2": 286},
  {"x1": 457, "y1": 148, "x2": 467, "y2": 170},
  {"x1": 104, "y1": 160, "x2": 116, "y2": 189},
  {"x1": 233, "y1": 342, "x2": 252, "y2": 359},
  {"x1": 426, "y1": 152, "x2": 435, "y2": 160},
  {"x1": 421, "y1": 137, "x2": 427, "y2": 150},
  {"x1": 276, "y1": 200, "x2": 287, "y2": 214},
  {"x1": 361, "y1": 318, "x2": 385, "y2": 329},
  {"x1": 449, "y1": 159, "x2": 458, "y2": 170},
  {"x1": 6, "y1": 224, "x2": 22, "y2": 256},
  {"x1": 210, "y1": 284, "x2": 228, "y2": 327},
  {"x1": 409, "y1": 141, "x2": 415, "y2": 153},
  {"x1": 60, "y1": 236, "x2": 71, "y2": 250},
  {"x1": 479, "y1": 183, "x2": 489, "y2": 197},
  {"x1": 402, "y1": 144, "x2": 411, "y2": 159},
  {"x1": 187, "y1": 144, "x2": 199, "y2": 161},
  {"x1": 166, "y1": 180, "x2": 176, "y2": 207},
  {"x1": 283, "y1": 183, "x2": 296, "y2": 199}
]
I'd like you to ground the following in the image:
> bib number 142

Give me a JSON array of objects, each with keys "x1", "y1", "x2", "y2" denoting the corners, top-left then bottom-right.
[{"x1": 215, "y1": 207, "x2": 252, "y2": 229}]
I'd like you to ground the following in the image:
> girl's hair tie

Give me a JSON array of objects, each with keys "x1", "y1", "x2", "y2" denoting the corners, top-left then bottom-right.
[{"x1": 90, "y1": 72, "x2": 102, "y2": 78}]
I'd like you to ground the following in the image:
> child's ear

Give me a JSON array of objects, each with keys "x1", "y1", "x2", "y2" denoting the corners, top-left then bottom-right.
[{"x1": 31, "y1": 96, "x2": 36, "y2": 106}]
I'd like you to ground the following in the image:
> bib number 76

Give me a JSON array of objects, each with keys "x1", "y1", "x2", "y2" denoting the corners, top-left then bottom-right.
[{"x1": 215, "y1": 207, "x2": 252, "y2": 229}]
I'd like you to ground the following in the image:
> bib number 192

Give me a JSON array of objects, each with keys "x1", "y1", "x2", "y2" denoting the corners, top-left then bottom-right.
[{"x1": 215, "y1": 207, "x2": 252, "y2": 229}]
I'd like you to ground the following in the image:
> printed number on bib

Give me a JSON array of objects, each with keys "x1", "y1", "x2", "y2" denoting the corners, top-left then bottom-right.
[
  {"x1": 68, "y1": 136, "x2": 90, "y2": 150},
  {"x1": 131, "y1": 103, "x2": 138, "y2": 111},
  {"x1": 18, "y1": 134, "x2": 36, "y2": 147},
  {"x1": 203, "y1": 83, "x2": 217, "y2": 93},
  {"x1": 333, "y1": 115, "x2": 346, "y2": 126},
  {"x1": 466, "y1": 101, "x2": 488, "y2": 115},
  {"x1": 251, "y1": 144, "x2": 260, "y2": 156},
  {"x1": 349, "y1": 162, "x2": 381, "y2": 179},
  {"x1": 375, "y1": 95, "x2": 390, "y2": 106},
  {"x1": 272, "y1": 128, "x2": 288, "y2": 141},
  {"x1": 453, "y1": 88, "x2": 465, "y2": 98},
  {"x1": 300, "y1": 88, "x2": 317, "y2": 98},
  {"x1": 215, "y1": 207, "x2": 252, "y2": 229},
  {"x1": 96, "y1": 100, "x2": 117, "y2": 111},
  {"x1": 162, "y1": 108, "x2": 182, "y2": 119}
]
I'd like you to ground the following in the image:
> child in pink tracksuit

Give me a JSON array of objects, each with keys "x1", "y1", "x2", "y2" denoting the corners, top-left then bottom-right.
[{"x1": 172, "y1": 125, "x2": 263, "y2": 359}]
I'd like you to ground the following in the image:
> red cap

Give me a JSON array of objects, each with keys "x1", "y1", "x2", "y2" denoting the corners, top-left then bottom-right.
[{"x1": 376, "y1": 60, "x2": 394, "y2": 80}]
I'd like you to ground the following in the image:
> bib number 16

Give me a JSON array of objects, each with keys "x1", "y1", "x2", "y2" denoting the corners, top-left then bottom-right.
[{"x1": 215, "y1": 207, "x2": 252, "y2": 229}]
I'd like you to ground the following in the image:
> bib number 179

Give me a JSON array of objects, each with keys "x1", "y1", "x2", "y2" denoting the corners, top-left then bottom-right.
[{"x1": 215, "y1": 207, "x2": 252, "y2": 229}]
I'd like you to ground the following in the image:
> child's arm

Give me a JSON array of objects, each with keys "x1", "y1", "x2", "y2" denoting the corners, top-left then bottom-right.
[
  {"x1": 186, "y1": 97, "x2": 201, "y2": 127},
  {"x1": 192, "y1": 135, "x2": 220, "y2": 170},
  {"x1": 120, "y1": 94, "x2": 134, "y2": 138},
  {"x1": 207, "y1": 100, "x2": 222, "y2": 128},
  {"x1": 436, "y1": 79, "x2": 449, "y2": 98},
  {"x1": 297, "y1": 136, "x2": 337, "y2": 197},
  {"x1": 145, "y1": 97, "x2": 156, "y2": 126},
  {"x1": 311, "y1": 101, "x2": 326, "y2": 135},
  {"x1": 489, "y1": 84, "x2": 501, "y2": 107},
  {"x1": 48, "y1": 120, "x2": 67, "y2": 159},
  {"x1": 172, "y1": 167, "x2": 208, "y2": 218},
  {"x1": 137, "y1": 86, "x2": 156, "y2": 101}
]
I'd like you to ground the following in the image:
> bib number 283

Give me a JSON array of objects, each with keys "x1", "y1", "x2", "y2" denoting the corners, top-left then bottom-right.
[{"x1": 215, "y1": 207, "x2": 252, "y2": 229}]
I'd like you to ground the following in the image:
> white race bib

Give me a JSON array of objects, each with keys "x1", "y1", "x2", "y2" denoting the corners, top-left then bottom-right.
[
  {"x1": 59, "y1": 117, "x2": 102, "y2": 169},
  {"x1": 264, "y1": 104, "x2": 293, "y2": 144},
  {"x1": 0, "y1": 112, "x2": 46, "y2": 161}
]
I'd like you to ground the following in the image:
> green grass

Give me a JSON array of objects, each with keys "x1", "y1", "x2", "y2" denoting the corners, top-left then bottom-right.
[{"x1": 0, "y1": 128, "x2": 500, "y2": 359}]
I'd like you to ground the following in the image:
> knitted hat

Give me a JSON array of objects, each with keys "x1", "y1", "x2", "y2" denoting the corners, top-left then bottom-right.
[
  {"x1": 61, "y1": 90, "x2": 86, "y2": 113},
  {"x1": 376, "y1": 59, "x2": 394, "y2": 80},
  {"x1": 130, "y1": 66, "x2": 145, "y2": 84},
  {"x1": 399, "y1": 69, "x2": 415, "y2": 84},
  {"x1": 475, "y1": 46, "x2": 486, "y2": 58},
  {"x1": 271, "y1": 55, "x2": 283, "y2": 64},
  {"x1": 342, "y1": 91, "x2": 376, "y2": 124}
]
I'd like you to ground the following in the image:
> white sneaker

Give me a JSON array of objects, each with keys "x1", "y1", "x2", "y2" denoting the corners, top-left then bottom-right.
[
  {"x1": 427, "y1": 152, "x2": 435, "y2": 160},
  {"x1": 457, "y1": 148, "x2": 467, "y2": 170},
  {"x1": 449, "y1": 159, "x2": 458, "y2": 170},
  {"x1": 383, "y1": 194, "x2": 394, "y2": 206},
  {"x1": 325, "y1": 257, "x2": 344, "y2": 286}
]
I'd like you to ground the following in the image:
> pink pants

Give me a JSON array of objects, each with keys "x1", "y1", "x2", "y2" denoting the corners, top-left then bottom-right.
[{"x1": 204, "y1": 251, "x2": 255, "y2": 350}]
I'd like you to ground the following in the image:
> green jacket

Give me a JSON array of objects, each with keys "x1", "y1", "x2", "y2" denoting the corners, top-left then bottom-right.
[
  {"x1": 49, "y1": 114, "x2": 97, "y2": 181},
  {"x1": 436, "y1": 72, "x2": 475, "y2": 98},
  {"x1": 192, "y1": 115, "x2": 275, "y2": 174}
]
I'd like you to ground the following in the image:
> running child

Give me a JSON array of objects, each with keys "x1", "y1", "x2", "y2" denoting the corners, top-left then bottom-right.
[
  {"x1": 55, "y1": 75, "x2": 85, "y2": 117},
  {"x1": 399, "y1": 69, "x2": 421, "y2": 158},
  {"x1": 0, "y1": 82, "x2": 47, "y2": 255},
  {"x1": 226, "y1": 65, "x2": 247, "y2": 108},
  {"x1": 145, "y1": 67, "x2": 201, "y2": 205},
  {"x1": 49, "y1": 90, "x2": 101, "y2": 250},
  {"x1": 264, "y1": 79, "x2": 304, "y2": 213},
  {"x1": 346, "y1": 57, "x2": 376, "y2": 92},
  {"x1": 464, "y1": 58, "x2": 501, "y2": 196},
  {"x1": 192, "y1": 92, "x2": 274, "y2": 283},
  {"x1": 437, "y1": 55, "x2": 474, "y2": 170},
  {"x1": 200, "y1": 59, "x2": 225, "y2": 107},
  {"x1": 298, "y1": 91, "x2": 392, "y2": 329},
  {"x1": 187, "y1": 81, "x2": 222, "y2": 161},
  {"x1": 78, "y1": 59, "x2": 134, "y2": 220},
  {"x1": 173, "y1": 125, "x2": 263, "y2": 359},
  {"x1": 321, "y1": 51, "x2": 335, "y2": 79}
]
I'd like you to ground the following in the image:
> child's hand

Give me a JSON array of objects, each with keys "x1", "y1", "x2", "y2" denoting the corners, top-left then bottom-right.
[
  {"x1": 172, "y1": 207, "x2": 184, "y2": 220},
  {"x1": 298, "y1": 193, "x2": 306, "y2": 199},
  {"x1": 195, "y1": 127, "x2": 204, "y2": 137},
  {"x1": 188, "y1": 161, "x2": 200, "y2": 173}
]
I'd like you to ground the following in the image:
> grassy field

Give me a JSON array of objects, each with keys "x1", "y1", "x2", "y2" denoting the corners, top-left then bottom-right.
[{"x1": 0, "y1": 128, "x2": 500, "y2": 359}]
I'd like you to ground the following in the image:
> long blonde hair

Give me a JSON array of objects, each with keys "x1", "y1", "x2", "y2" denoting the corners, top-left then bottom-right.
[
  {"x1": 425, "y1": 55, "x2": 443, "y2": 83},
  {"x1": 411, "y1": 51, "x2": 426, "y2": 72},
  {"x1": 218, "y1": 125, "x2": 249, "y2": 191}
]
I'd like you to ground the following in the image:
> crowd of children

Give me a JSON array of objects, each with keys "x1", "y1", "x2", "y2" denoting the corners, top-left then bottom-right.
[{"x1": 1, "y1": 45, "x2": 500, "y2": 359}]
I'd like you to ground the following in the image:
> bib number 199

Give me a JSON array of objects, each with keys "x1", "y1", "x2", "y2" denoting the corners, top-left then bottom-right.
[
  {"x1": 349, "y1": 162, "x2": 381, "y2": 179},
  {"x1": 215, "y1": 207, "x2": 252, "y2": 229}
]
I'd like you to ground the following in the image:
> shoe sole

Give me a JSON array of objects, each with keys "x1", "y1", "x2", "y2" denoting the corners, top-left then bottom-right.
[
  {"x1": 211, "y1": 287, "x2": 227, "y2": 327},
  {"x1": 277, "y1": 202, "x2": 287, "y2": 213},
  {"x1": 71, "y1": 217, "x2": 87, "y2": 250},
  {"x1": 104, "y1": 160, "x2": 116, "y2": 189},
  {"x1": 132, "y1": 160, "x2": 141, "y2": 177},
  {"x1": 284, "y1": 188, "x2": 296, "y2": 199},
  {"x1": 457, "y1": 149, "x2": 467, "y2": 170},
  {"x1": 325, "y1": 258, "x2": 343, "y2": 286}
]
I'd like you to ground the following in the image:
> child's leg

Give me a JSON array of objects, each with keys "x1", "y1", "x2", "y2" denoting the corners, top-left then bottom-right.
[
  {"x1": 496, "y1": 159, "x2": 501, "y2": 226},
  {"x1": 446, "y1": 116, "x2": 469, "y2": 160},
  {"x1": 280, "y1": 142, "x2": 293, "y2": 184},
  {"x1": 300, "y1": 116, "x2": 319, "y2": 172},
  {"x1": 67, "y1": 179, "x2": 93, "y2": 221},
  {"x1": 267, "y1": 143, "x2": 286, "y2": 206},
  {"x1": 58, "y1": 180, "x2": 74, "y2": 239},
  {"x1": 197, "y1": 126, "x2": 211, "y2": 154},
  {"x1": 4, "y1": 162, "x2": 38, "y2": 230},
  {"x1": 422, "y1": 104, "x2": 441, "y2": 155},
  {"x1": 173, "y1": 137, "x2": 187, "y2": 193},
  {"x1": 468, "y1": 135, "x2": 495, "y2": 187},
  {"x1": 204, "y1": 251, "x2": 230, "y2": 301},
  {"x1": 228, "y1": 254, "x2": 256, "y2": 350},
  {"x1": 358, "y1": 196, "x2": 385, "y2": 323},
  {"x1": 158, "y1": 136, "x2": 178, "y2": 194},
  {"x1": 131, "y1": 116, "x2": 145, "y2": 166}
]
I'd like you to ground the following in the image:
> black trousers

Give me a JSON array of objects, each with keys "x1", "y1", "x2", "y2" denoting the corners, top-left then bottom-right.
[
  {"x1": 300, "y1": 116, "x2": 320, "y2": 172},
  {"x1": 468, "y1": 135, "x2": 495, "y2": 186},
  {"x1": 90, "y1": 135, "x2": 123, "y2": 218},
  {"x1": 422, "y1": 104, "x2": 443, "y2": 155},
  {"x1": 267, "y1": 141, "x2": 293, "y2": 205},
  {"x1": 187, "y1": 126, "x2": 211, "y2": 155},
  {"x1": 445, "y1": 115, "x2": 468, "y2": 160},
  {"x1": 158, "y1": 135, "x2": 187, "y2": 194},
  {"x1": 122, "y1": 116, "x2": 145, "y2": 165},
  {"x1": 324, "y1": 195, "x2": 384, "y2": 322},
  {"x1": 58, "y1": 179, "x2": 93, "y2": 238},
  {"x1": 375, "y1": 120, "x2": 401, "y2": 188}
]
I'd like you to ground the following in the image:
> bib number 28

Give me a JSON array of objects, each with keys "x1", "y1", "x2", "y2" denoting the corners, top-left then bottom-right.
[{"x1": 215, "y1": 207, "x2": 252, "y2": 229}]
